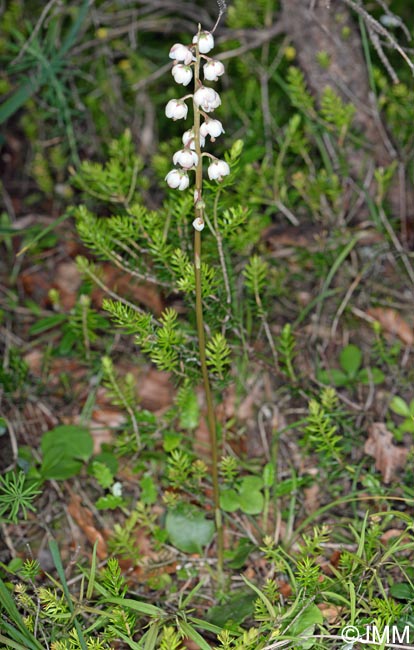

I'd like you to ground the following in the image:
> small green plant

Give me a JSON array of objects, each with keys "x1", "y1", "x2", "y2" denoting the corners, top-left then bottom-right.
[
  {"x1": 317, "y1": 343, "x2": 385, "y2": 388},
  {"x1": 388, "y1": 395, "x2": 414, "y2": 441},
  {"x1": 0, "y1": 471, "x2": 41, "y2": 524}
]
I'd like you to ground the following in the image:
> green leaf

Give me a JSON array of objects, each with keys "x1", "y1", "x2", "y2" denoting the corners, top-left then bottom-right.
[
  {"x1": 390, "y1": 583, "x2": 414, "y2": 600},
  {"x1": 227, "y1": 538, "x2": 256, "y2": 569},
  {"x1": 139, "y1": 476, "x2": 157, "y2": 505},
  {"x1": 317, "y1": 369, "x2": 349, "y2": 387},
  {"x1": 29, "y1": 314, "x2": 67, "y2": 335},
  {"x1": 339, "y1": 344, "x2": 362, "y2": 376},
  {"x1": 40, "y1": 425, "x2": 93, "y2": 480},
  {"x1": 95, "y1": 495, "x2": 124, "y2": 510},
  {"x1": 358, "y1": 367, "x2": 385, "y2": 385},
  {"x1": 237, "y1": 488, "x2": 264, "y2": 515},
  {"x1": 207, "y1": 591, "x2": 256, "y2": 626},
  {"x1": 178, "y1": 389, "x2": 200, "y2": 430},
  {"x1": 290, "y1": 604, "x2": 323, "y2": 649},
  {"x1": 166, "y1": 504, "x2": 215, "y2": 554},
  {"x1": 163, "y1": 431, "x2": 182, "y2": 452},
  {"x1": 390, "y1": 396, "x2": 411, "y2": 417},
  {"x1": 104, "y1": 596, "x2": 164, "y2": 616},
  {"x1": 220, "y1": 488, "x2": 240, "y2": 512},
  {"x1": 263, "y1": 462, "x2": 275, "y2": 488},
  {"x1": 178, "y1": 621, "x2": 212, "y2": 650},
  {"x1": 239, "y1": 476, "x2": 264, "y2": 492}
]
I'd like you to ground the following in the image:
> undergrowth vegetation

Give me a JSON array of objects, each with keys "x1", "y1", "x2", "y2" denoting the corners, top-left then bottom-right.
[{"x1": 1, "y1": 1, "x2": 414, "y2": 649}]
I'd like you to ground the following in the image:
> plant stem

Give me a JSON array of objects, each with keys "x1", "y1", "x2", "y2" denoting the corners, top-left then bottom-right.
[{"x1": 192, "y1": 34, "x2": 224, "y2": 582}]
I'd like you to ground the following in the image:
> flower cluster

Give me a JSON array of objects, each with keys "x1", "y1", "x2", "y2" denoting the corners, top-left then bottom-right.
[{"x1": 165, "y1": 28, "x2": 230, "y2": 194}]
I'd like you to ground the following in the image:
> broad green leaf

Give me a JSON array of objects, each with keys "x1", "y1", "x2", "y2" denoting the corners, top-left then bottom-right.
[
  {"x1": 163, "y1": 431, "x2": 182, "y2": 452},
  {"x1": 220, "y1": 489, "x2": 240, "y2": 512},
  {"x1": 207, "y1": 591, "x2": 256, "y2": 626},
  {"x1": 166, "y1": 504, "x2": 214, "y2": 554},
  {"x1": 239, "y1": 475, "x2": 264, "y2": 492},
  {"x1": 390, "y1": 583, "x2": 414, "y2": 600},
  {"x1": 317, "y1": 369, "x2": 349, "y2": 387},
  {"x1": 390, "y1": 396, "x2": 411, "y2": 417},
  {"x1": 290, "y1": 604, "x2": 323, "y2": 649},
  {"x1": 104, "y1": 596, "x2": 163, "y2": 616},
  {"x1": 238, "y1": 488, "x2": 264, "y2": 515},
  {"x1": 40, "y1": 425, "x2": 93, "y2": 480},
  {"x1": 358, "y1": 367, "x2": 385, "y2": 385},
  {"x1": 339, "y1": 344, "x2": 362, "y2": 376}
]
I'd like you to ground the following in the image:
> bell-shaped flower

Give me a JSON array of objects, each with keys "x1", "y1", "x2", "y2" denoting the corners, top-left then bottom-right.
[
  {"x1": 192, "y1": 217, "x2": 205, "y2": 231},
  {"x1": 172, "y1": 64, "x2": 193, "y2": 86},
  {"x1": 165, "y1": 99, "x2": 188, "y2": 120},
  {"x1": 192, "y1": 31, "x2": 214, "y2": 54},
  {"x1": 165, "y1": 169, "x2": 190, "y2": 190},
  {"x1": 200, "y1": 119, "x2": 224, "y2": 141},
  {"x1": 173, "y1": 148, "x2": 199, "y2": 169},
  {"x1": 207, "y1": 159, "x2": 230, "y2": 181},
  {"x1": 203, "y1": 59, "x2": 225, "y2": 81},
  {"x1": 182, "y1": 128, "x2": 205, "y2": 150},
  {"x1": 193, "y1": 86, "x2": 221, "y2": 113},
  {"x1": 169, "y1": 43, "x2": 193, "y2": 65}
]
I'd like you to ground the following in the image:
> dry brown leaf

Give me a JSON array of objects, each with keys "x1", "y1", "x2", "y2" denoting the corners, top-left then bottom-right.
[
  {"x1": 380, "y1": 528, "x2": 411, "y2": 544},
  {"x1": 67, "y1": 493, "x2": 108, "y2": 559},
  {"x1": 303, "y1": 483, "x2": 321, "y2": 514},
  {"x1": 364, "y1": 422, "x2": 410, "y2": 483},
  {"x1": 53, "y1": 261, "x2": 82, "y2": 310},
  {"x1": 367, "y1": 307, "x2": 414, "y2": 345},
  {"x1": 92, "y1": 263, "x2": 164, "y2": 315},
  {"x1": 317, "y1": 603, "x2": 343, "y2": 624}
]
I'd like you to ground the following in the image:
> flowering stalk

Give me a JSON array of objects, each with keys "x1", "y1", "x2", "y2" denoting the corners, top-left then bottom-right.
[{"x1": 165, "y1": 25, "x2": 229, "y2": 579}]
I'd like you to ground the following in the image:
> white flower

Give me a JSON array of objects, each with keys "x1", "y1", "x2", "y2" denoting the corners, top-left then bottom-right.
[
  {"x1": 207, "y1": 159, "x2": 230, "y2": 181},
  {"x1": 203, "y1": 59, "x2": 225, "y2": 81},
  {"x1": 169, "y1": 43, "x2": 193, "y2": 64},
  {"x1": 173, "y1": 148, "x2": 199, "y2": 169},
  {"x1": 193, "y1": 86, "x2": 221, "y2": 113},
  {"x1": 192, "y1": 31, "x2": 214, "y2": 54},
  {"x1": 192, "y1": 217, "x2": 205, "y2": 231},
  {"x1": 182, "y1": 128, "x2": 205, "y2": 150},
  {"x1": 200, "y1": 119, "x2": 224, "y2": 141},
  {"x1": 172, "y1": 64, "x2": 193, "y2": 86},
  {"x1": 165, "y1": 99, "x2": 188, "y2": 120},
  {"x1": 165, "y1": 169, "x2": 190, "y2": 190}
]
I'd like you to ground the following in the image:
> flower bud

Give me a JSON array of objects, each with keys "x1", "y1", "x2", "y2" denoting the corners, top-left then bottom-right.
[
  {"x1": 182, "y1": 128, "x2": 205, "y2": 150},
  {"x1": 172, "y1": 64, "x2": 193, "y2": 86},
  {"x1": 207, "y1": 159, "x2": 230, "y2": 181},
  {"x1": 165, "y1": 169, "x2": 190, "y2": 190},
  {"x1": 203, "y1": 59, "x2": 225, "y2": 81},
  {"x1": 192, "y1": 31, "x2": 214, "y2": 54},
  {"x1": 169, "y1": 43, "x2": 193, "y2": 64},
  {"x1": 173, "y1": 148, "x2": 199, "y2": 169},
  {"x1": 192, "y1": 217, "x2": 205, "y2": 231},
  {"x1": 165, "y1": 99, "x2": 188, "y2": 120},
  {"x1": 193, "y1": 86, "x2": 221, "y2": 113},
  {"x1": 200, "y1": 119, "x2": 224, "y2": 140}
]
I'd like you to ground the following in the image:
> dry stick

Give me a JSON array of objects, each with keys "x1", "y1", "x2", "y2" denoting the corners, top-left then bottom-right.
[{"x1": 192, "y1": 40, "x2": 224, "y2": 582}]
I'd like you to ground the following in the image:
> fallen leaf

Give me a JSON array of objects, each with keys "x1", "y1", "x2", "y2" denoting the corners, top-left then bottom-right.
[
  {"x1": 92, "y1": 263, "x2": 164, "y2": 315},
  {"x1": 367, "y1": 308, "x2": 413, "y2": 345},
  {"x1": 303, "y1": 483, "x2": 321, "y2": 514},
  {"x1": 364, "y1": 422, "x2": 410, "y2": 483},
  {"x1": 53, "y1": 261, "x2": 82, "y2": 310},
  {"x1": 380, "y1": 528, "x2": 410, "y2": 544},
  {"x1": 67, "y1": 493, "x2": 109, "y2": 559},
  {"x1": 317, "y1": 603, "x2": 343, "y2": 624}
]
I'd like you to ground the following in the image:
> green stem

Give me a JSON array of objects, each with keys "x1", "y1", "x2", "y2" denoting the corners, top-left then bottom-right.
[{"x1": 192, "y1": 33, "x2": 224, "y2": 582}]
